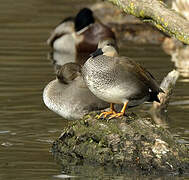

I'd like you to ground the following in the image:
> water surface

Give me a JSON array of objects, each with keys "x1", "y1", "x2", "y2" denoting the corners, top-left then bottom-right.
[{"x1": 0, "y1": 0, "x2": 188, "y2": 179}]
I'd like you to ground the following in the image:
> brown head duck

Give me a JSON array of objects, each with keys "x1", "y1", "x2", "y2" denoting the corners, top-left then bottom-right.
[{"x1": 43, "y1": 63, "x2": 109, "y2": 120}]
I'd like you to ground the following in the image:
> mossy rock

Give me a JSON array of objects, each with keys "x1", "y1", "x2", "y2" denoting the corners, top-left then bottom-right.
[{"x1": 52, "y1": 111, "x2": 189, "y2": 175}]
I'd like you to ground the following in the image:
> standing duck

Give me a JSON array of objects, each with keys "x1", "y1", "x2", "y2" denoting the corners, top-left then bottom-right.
[
  {"x1": 43, "y1": 63, "x2": 109, "y2": 120},
  {"x1": 82, "y1": 39, "x2": 163, "y2": 119},
  {"x1": 47, "y1": 8, "x2": 116, "y2": 68}
]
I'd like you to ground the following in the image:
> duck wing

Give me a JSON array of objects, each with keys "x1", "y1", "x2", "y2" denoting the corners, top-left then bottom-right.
[{"x1": 117, "y1": 57, "x2": 163, "y2": 94}]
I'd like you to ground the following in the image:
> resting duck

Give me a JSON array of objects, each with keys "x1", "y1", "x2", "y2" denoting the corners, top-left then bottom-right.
[
  {"x1": 43, "y1": 63, "x2": 109, "y2": 120},
  {"x1": 47, "y1": 8, "x2": 116, "y2": 68},
  {"x1": 82, "y1": 39, "x2": 163, "y2": 119}
]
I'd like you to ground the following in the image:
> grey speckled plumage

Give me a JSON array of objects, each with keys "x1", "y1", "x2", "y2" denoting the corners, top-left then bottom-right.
[
  {"x1": 82, "y1": 40, "x2": 163, "y2": 118},
  {"x1": 43, "y1": 63, "x2": 109, "y2": 120}
]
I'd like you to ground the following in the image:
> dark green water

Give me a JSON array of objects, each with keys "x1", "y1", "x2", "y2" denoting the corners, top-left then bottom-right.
[{"x1": 0, "y1": 0, "x2": 188, "y2": 179}]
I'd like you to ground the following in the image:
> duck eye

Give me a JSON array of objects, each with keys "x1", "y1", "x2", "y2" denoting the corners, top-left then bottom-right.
[{"x1": 107, "y1": 43, "x2": 114, "y2": 47}]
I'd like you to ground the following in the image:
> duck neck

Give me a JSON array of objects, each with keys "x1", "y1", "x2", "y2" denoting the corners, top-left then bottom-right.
[
  {"x1": 104, "y1": 51, "x2": 118, "y2": 57},
  {"x1": 76, "y1": 24, "x2": 93, "y2": 35}
]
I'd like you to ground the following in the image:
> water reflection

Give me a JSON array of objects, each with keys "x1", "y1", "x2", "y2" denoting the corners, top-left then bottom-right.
[
  {"x1": 150, "y1": 70, "x2": 180, "y2": 128},
  {"x1": 162, "y1": 0, "x2": 189, "y2": 78},
  {"x1": 0, "y1": 0, "x2": 189, "y2": 179},
  {"x1": 163, "y1": 38, "x2": 189, "y2": 78},
  {"x1": 172, "y1": 45, "x2": 189, "y2": 78},
  {"x1": 53, "y1": 161, "x2": 188, "y2": 180}
]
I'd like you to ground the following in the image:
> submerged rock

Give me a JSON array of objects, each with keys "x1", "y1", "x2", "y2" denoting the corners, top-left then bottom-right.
[{"x1": 52, "y1": 111, "x2": 189, "y2": 175}]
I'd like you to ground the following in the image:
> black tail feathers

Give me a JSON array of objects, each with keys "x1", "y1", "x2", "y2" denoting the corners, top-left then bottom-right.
[{"x1": 149, "y1": 88, "x2": 164, "y2": 103}]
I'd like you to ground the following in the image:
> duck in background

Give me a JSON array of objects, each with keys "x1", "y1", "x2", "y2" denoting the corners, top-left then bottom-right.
[
  {"x1": 162, "y1": 0, "x2": 189, "y2": 77},
  {"x1": 43, "y1": 63, "x2": 109, "y2": 120},
  {"x1": 47, "y1": 8, "x2": 116, "y2": 70},
  {"x1": 162, "y1": 0, "x2": 189, "y2": 56},
  {"x1": 172, "y1": 0, "x2": 189, "y2": 20},
  {"x1": 82, "y1": 39, "x2": 163, "y2": 119}
]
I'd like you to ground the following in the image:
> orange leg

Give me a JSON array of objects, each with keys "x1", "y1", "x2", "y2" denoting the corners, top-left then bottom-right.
[
  {"x1": 97, "y1": 103, "x2": 116, "y2": 119},
  {"x1": 108, "y1": 102, "x2": 128, "y2": 119}
]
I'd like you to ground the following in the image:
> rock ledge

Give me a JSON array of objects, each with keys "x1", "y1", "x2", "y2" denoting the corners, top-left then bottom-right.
[{"x1": 52, "y1": 112, "x2": 188, "y2": 175}]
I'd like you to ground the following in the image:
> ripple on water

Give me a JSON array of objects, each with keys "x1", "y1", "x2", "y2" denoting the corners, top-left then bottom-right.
[{"x1": 0, "y1": 0, "x2": 188, "y2": 179}]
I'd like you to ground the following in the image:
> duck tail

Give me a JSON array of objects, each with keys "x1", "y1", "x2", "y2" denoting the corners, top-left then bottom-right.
[
  {"x1": 149, "y1": 92, "x2": 160, "y2": 103},
  {"x1": 149, "y1": 88, "x2": 164, "y2": 103}
]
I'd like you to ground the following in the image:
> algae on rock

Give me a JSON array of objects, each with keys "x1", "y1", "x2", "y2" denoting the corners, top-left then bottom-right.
[{"x1": 52, "y1": 112, "x2": 188, "y2": 175}]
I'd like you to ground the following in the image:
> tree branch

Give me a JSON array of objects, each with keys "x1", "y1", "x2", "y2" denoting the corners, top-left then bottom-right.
[{"x1": 105, "y1": 0, "x2": 189, "y2": 44}]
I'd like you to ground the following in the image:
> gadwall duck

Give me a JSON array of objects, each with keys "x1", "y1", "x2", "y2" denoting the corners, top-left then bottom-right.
[
  {"x1": 47, "y1": 8, "x2": 116, "y2": 68},
  {"x1": 43, "y1": 63, "x2": 109, "y2": 120},
  {"x1": 82, "y1": 39, "x2": 163, "y2": 119}
]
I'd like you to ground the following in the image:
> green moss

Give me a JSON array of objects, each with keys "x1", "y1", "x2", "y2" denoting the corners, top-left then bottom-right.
[
  {"x1": 140, "y1": 10, "x2": 145, "y2": 17},
  {"x1": 52, "y1": 111, "x2": 189, "y2": 174},
  {"x1": 155, "y1": 23, "x2": 166, "y2": 32},
  {"x1": 129, "y1": 2, "x2": 135, "y2": 15}
]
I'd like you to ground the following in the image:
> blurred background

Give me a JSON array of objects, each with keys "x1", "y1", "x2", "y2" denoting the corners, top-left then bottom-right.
[{"x1": 0, "y1": 0, "x2": 188, "y2": 179}]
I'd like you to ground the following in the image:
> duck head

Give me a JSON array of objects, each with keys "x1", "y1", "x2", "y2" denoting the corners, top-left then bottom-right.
[
  {"x1": 74, "y1": 8, "x2": 95, "y2": 32},
  {"x1": 91, "y1": 38, "x2": 118, "y2": 58},
  {"x1": 56, "y1": 63, "x2": 81, "y2": 84}
]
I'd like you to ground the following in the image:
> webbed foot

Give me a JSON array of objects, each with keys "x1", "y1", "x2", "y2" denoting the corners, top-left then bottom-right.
[
  {"x1": 108, "y1": 112, "x2": 124, "y2": 119},
  {"x1": 97, "y1": 110, "x2": 116, "y2": 119}
]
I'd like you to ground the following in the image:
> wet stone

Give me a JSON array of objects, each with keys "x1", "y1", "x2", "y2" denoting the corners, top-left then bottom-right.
[{"x1": 52, "y1": 111, "x2": 189, "y2": 175}]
